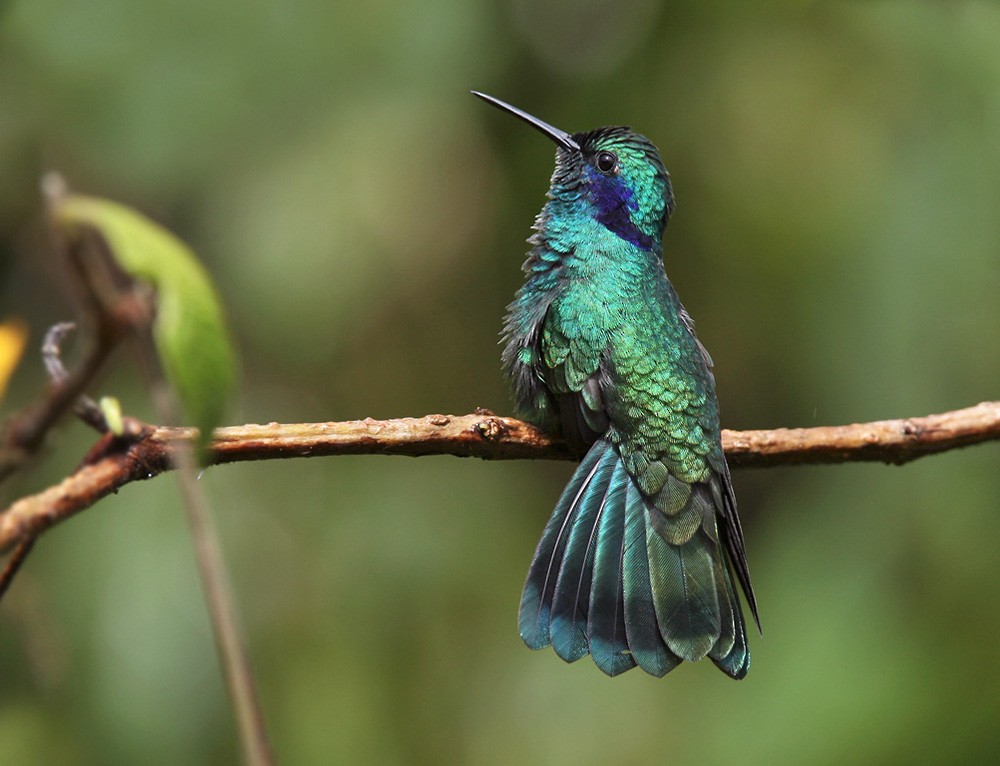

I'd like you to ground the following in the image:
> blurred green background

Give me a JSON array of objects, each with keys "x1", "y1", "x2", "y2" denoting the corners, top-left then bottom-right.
[{"x1": 2, "y1": 0, "x2": 1000, "y2": 764}]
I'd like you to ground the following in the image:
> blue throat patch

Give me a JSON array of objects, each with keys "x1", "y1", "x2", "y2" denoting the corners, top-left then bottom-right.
[{"x1": 589, "y1": 173, "x2": 655, "y2": 251}]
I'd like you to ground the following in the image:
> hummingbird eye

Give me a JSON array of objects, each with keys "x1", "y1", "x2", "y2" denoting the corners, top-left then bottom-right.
[{"x1": 595, "y1": 151, "x2": 618, "y2": 174}]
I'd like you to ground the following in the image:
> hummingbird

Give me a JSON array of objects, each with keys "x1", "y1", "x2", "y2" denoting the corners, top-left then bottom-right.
[{"x1": 473, "y1": 91, "x2": 758, "y2": 679}]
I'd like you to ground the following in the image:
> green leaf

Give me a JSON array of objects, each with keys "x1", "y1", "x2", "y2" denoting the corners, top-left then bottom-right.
[{"x1": 55, "y1": 194, "x2": 236, "y2": 451}]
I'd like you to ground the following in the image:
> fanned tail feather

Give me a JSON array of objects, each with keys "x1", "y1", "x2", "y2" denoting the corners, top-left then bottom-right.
[
  {"x1": 623, "y1": 479, "x2": 681, "y2": 676},
  {"x1": 519, "y1": 439, "x2": 751, "y2": 679},
  {"x1": 646, "y1": 484, "x2": 721, "y2": 661},
  {"x1": 550, "y1": 445, "x2": 618, "y2": 661},
  {"x1": 587, "y1": 460, "x2": 636, "y2": 676},
  {"x1": 518, "y1": 441, "x2": 607, "y2": 649},
  {"x1": 709, "y1": 563, "x2": 750, "y2": 679}
]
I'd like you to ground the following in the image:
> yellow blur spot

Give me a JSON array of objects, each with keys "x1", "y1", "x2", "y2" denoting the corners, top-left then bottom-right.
[{"x1": 0, "y1": 318, "x2": 29, "y2": 400}]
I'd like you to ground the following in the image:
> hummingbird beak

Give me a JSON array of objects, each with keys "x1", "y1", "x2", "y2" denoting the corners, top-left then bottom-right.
[{"x1": 471, "y1": 91, "x2": 581, "y2": 152}]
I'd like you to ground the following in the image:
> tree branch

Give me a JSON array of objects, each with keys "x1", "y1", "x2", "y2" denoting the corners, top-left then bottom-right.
[{"x1": 2, "y1": 401, "x2": 998, "y2": 555}]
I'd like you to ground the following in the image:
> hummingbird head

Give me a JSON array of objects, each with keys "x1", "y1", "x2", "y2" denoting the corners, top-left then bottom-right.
[{"x1": 473, "y1": 91, "x2": 674, "y2": 251}]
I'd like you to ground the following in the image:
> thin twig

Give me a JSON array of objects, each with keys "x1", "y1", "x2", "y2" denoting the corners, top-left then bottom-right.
[
  {"x1": 0, "y1": 538, "x2": 35, "y2": 600},
  {"x1": 42, "y1": 322, "x2": 108, "y2": 432},
  {"x1": 0, "y1": 323, "x2": 113, "y2": 598},
  {"x1": 0, "y1": 320, "x2": 114, "y2": 482},
  {"x1": 2, "y1": 401, "x2": 999, "y2": 556},
  {"x1": 133, "y1": 328, "x2": 274, "y2": 766},
  {"x1": 173, "y1": 439, "x2": 275, "y2": 766}
]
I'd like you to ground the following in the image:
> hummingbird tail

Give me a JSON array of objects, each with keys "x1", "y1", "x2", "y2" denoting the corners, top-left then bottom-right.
[{"x1": 518, "y1": 438, "x2": 749, "y2": 679}]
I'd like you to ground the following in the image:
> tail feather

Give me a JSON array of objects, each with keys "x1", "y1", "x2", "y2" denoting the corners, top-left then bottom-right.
[
  {"x1": 709, "y1": 545, "x2": 737, "y2": 660},
  {"x1": 587, "y1": 460, "x2": 636, "y2": 676},
  {"x1": 623, "y1": 479, "x2": 681, "y2": 676},
  {"x1": 518, "y1": 441, "x2": 606, "y2": 649},
  {"x1": 710, "y1": 566, "x2": 750, "y2": 679},
  {"x1": 519, "y1": 438, "x2": 751, "y2": 678},
  {"x1": 648, "y1": 486, "x2": 722, "y2": 661},
  {"x1": 550, "y1": 445, "x2": 618, "y2": 662}
]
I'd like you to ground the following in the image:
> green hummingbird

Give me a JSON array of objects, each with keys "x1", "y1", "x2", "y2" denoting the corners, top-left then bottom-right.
[{"x1": 473, "y1": 91, "x2": 758, "y2": 678}]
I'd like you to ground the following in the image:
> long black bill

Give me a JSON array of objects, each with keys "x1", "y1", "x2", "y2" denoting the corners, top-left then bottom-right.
[{"x1": 471, "y1": 91, "x2": 581, "y2": 152}]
